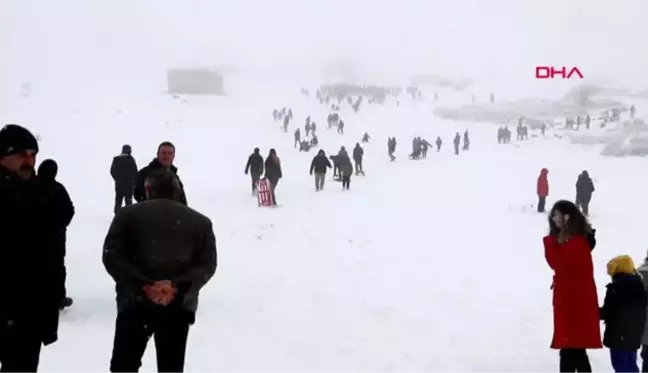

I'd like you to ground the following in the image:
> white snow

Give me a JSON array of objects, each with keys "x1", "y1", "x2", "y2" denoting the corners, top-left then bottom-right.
[{"x1": 1, "y1": 87, "x2": 645, "y2": 371}]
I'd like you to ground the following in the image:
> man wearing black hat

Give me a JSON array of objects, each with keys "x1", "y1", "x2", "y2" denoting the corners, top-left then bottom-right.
[
  {"x1": 110, "y1": 144, "x2": 139, "y2": 213},
  {"x1": 134, "y1": 141, "x2": 187, "y2": 205},
  {"x1": 0, "y1": 124, "x2": 65, "y2": 371}
]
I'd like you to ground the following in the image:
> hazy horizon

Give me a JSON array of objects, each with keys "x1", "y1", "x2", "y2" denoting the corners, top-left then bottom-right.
[{"x1": 1, "y1": 0, "x2": 646, "y2": 97}]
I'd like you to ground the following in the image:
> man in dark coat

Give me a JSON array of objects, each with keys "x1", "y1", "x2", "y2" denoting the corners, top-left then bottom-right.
[
  {"x1": 352, "y1": 143, "x2": 364, "y2": 175},
  {"x1": 309, "y1": 149, "x2": 332, "y2": 191},
  {"x1": 244, "y1": 147, "x2": 264, "y2": 194},
  {"x1": 575, "y1": 170, "x2": 595, "y2": 216},
  {"x1": 110, "y1": 144, "x2": 138, "y2": 213},
  {"x1": 103, "y1": 168, "x2": 217, "y2": 372},
  {"x1": 134, "y1": 141, "x2": 187, "y2": 205},
  {"x1": 37, "y1": 159, "x2": 75, "y2": 310},
  {"x1": 0, "y1": 124, "x2": 65, "y2": 371}
]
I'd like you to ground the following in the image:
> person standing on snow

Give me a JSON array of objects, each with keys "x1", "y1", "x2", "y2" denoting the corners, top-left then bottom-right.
[
  {"x1": 453, "y1": 133, "x2": 460, "y2": 155},
  {"x1": 337, "y1": 149, "x2": 353, "y2": 190},
  {"x1": 110, "y1": 144, "x2": 138, "y2": 213},
  {"x1": 37, "y1": 159, "x2": 75, "y2": 311},
  {"x1": 537, "y1": 168, "x2": 549, "y2": 213},
  {"x1": 103, "y1": 169, "x2": 217, "y2": 372},
  {"x1": 309, "y1": 149, "x2": 332, "y2": 191},
  {"x1": 134, "y1": 141, "x2": 187, "y2": 205},
  {"x1": 264, "y1": 149, "x2": 282, "y2": 206},
  {"x1": 0, "y1": 125, "x2": 65, "y2": 371},
  {"x1": 544, "y1": 200, "x2": 600, "y2": 372},
  {"x1": 294, "y1": 128, "x2": 301, "y2": 148},
  {"x1": 353, "y1": 143, "x2": 364, "y2": 175},
  {"x1": 600, "y1": 255, "x2": 647, "y2": 373},
  {"x1": 575, "y1": 171, "x2": 595, "y2": 216},
  {"x1": 244, "y1": 147, "x2": 264, "y2": 194},
  {"x1": 387, "y1": 137, "x2": 397, "y2": 161}
]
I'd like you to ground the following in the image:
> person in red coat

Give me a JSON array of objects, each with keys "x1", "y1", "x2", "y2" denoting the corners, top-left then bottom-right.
[
  {"x1": 544, "y1": 200, "x2": 601, "y2": 372},
  {"x1": 537, "y1": 168, "x2": 549, "y2": 212}
]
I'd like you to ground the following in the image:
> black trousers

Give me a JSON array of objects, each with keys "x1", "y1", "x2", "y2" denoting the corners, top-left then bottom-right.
[
  {"x1": 110, "y1": 308, "x2": 192, "y2": 372},
  {"x1": 341, "y1": 175, "x2": 350, "y2": 189},
  {"x1": 114, "y1": 188, "x2": 133, "y2": 213},
  {"x1": 576, "y1": 197, "x2": 590, "y2": 216},
  {"x1": 354, "y1": 159, "x2": 363, "y2": 173},
  {"x1": 538, "y1": 196, "x2": 547, "y2": 212},
  {"x1": 250, "y1": 173, "x2": 260, "y2": 193},
  {"x1": 641, "y1": 345, "x2": 648, "y2": 372},
  {"x1": 0, "y1": 319, "x2": 43, "y2": 372},
  {"x1": 268, "y1": 178, "x2": 278, "y2": 206},
  {"x1": 559, "y1": 348, "x2": 591, "y2": 372}
]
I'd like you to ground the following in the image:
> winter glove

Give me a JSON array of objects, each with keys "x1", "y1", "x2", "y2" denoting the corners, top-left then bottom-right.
[
  {"x1": 586, "y1": 229, "x2": 596, "y2": 251},
  {"x1": 42, "y1": 332, "x2": 58, "y2": 346}
]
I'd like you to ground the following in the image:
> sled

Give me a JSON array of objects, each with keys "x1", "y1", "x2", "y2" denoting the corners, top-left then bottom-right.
[{"x1": 257, "y1": 179, "x2": 274, "y2": 207}]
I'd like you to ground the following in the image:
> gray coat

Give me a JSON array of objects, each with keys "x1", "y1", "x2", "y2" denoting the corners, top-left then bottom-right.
[
  {"x1": 103, "y1": 199, "x2": 217, "y2": 314},
  {"x1": 338, "y1": 156, "x2": 353, "y2": 177},
  {"x1": 637, "y1": 261, "x2": 648, "y2": 344}
]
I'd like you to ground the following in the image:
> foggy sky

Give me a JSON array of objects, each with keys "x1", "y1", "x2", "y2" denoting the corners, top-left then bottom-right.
[{"x1": 0, "y1": 0, "x2": 646, "y2": 92}]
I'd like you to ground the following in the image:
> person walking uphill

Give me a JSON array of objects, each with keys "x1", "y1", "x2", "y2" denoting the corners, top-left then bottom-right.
[
  {"x1": 0, "y1": 124, "x2": 66, "y2": 372},
  {"x1": 264, "y1": 149, "x2": 282, "y2": 206},
  {"x1": 103, "y1": 169, "x2": 217, "y2": 372},
  {"x1": 337, "y1": 147, "x2": 353, "y2": 190},
  {"x1": 537, "y1": 168, "x2": 549, "y2": 213},
  {"x1": 111, "y1": 144, "x2": 138, "y2": 213},
  {"x1": 353, "y1": 143, "x2": 364, "y2": 175},
  {"x1": 244, "y1": 147, "x2": 264, "y2": 195},
  {"x1": 37, "y1": 159, "x2": 76, "y2": 310},
  {"x1": 600, "y1": 255, "x2": 647, "y2": 373},
  {"x1": 544, "y1": 200, "x2": 601, "y2": 372},
  {"x1": 310, "y1": 149, "x2": 332, "y2": 191},
  {"x1": 134, "y1": 141, "x2": 187, "y2": 205},
  {"x1": 575, "y1": 171, "x2": 595, "y2": 216}
]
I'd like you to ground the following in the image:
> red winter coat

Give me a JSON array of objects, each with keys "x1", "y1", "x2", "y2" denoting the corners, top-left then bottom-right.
[
  {"x1": 544, "y1": 234, "x2": 602, "y2": 349},
  {"x1": 537, "y1": 168, "x2": 549, "y2": 197}
]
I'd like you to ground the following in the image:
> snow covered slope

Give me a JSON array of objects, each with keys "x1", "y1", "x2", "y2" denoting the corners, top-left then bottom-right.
[{"x1": 3, "y1": 89, "x2": 647, "y2": 371}]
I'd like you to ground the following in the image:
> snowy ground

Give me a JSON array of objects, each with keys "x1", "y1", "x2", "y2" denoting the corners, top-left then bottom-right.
[{"x1": 4, "y1": 89, "x2": 648, "y2": 371}]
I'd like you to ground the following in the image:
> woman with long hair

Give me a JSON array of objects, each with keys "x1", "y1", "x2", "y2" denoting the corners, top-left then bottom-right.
[
  {"x1": 544, "y1": 200, "x2": 601, "y2": 372},
  {"x1": 264, "y1": 149, "x2": 282, "y2": 207}
]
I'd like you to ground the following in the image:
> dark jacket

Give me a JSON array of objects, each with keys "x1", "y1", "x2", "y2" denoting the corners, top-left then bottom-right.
[
  {"x1": 338, "y1": 156, "x2": 353, "y2": 177},
  {"x1": 102, "y1": 199, "x2": 217, "y2": 315},
  {"x1": 310, "y1": 152, "x2": 332, "y2": 174},
  {"x1": 37, "y1": 160, "x2": 75, "y2": 258},
  {"x1": 134, "y1": 159, "x2": 187, "y2": 205},
  {"x1": 245, "y1": 152, "x2": 264, "y2": 176},
  {"x1": 264, "y1": 156, "x2": 282, "y2": 181},
  {"x1": 111, "y1": 154, "x2": 138, "y2": 190},
  {"x1": 576, "y1": 172, "x2": 595, "y2": 201},
  {"x1": 353, "y1": 145, "x2": 364, "y2": 160},
  {"x1": 0, "y1": 166, "x2": 65, "y2": 345},
  {"x1": 600, "y1": 273, "x2": 647, "y2": 349},
  {"x1": 636, "y1": 261, "x2": 648, "y2": 345}
]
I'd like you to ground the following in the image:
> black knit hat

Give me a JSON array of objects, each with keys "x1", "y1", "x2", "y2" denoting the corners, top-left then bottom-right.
[{"x1": 0, "y1": 124, "x2": 39, "y2": 158}]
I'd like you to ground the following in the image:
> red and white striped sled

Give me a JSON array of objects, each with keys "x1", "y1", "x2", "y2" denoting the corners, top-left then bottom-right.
[{"x1": 257, "y1": 179, "x2": 274, "y2": 207}]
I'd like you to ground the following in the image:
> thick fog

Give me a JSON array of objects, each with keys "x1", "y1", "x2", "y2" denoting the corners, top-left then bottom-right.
[{"x1": 1, "y1": 0, "x2": 646, "y2": 97}]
